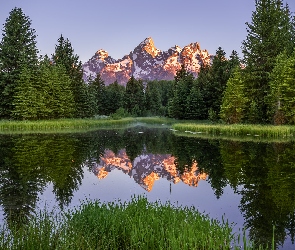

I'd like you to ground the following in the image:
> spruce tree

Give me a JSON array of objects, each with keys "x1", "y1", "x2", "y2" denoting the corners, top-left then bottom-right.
[
  {"x1": 195, "y1": 63, "x2": 211, "y2": 119},
  {"x1": 168, "y1": 65, "x2": 194, "y2": 119},
  {"x1": 242, "y1": 0, "x2": 295, "y2": 123},
  {"x1": 12, "y1": 56, "x2": 75, "y2": 120},
  {"x1": 185, "y1": 84, "x2": 204, "y2": 120},
  {"x1": 89, "y1": 73, "x2": 106, "y2": 116},
  {"x1": 0, "y1": 8, "x2": 38, "y2": 118},
  {"x1": 12, "y1": 66, "x2": 41, "y2": 120},
  {"x1": 145, "y1": 81, "x2": 162, "y2": 115},
  {"x1": 52, "y1": 35, "x2": 91, "y2": 117},
  {"x1": 124, "y1": 76, "x2": 145, "y2": 116},
  {"x1": 202, "y1": 47, "x2": 230, "y2": 119},
  {"x1": 267, "y1": 52, "x2": 295, "y2": 124},
  {"x1": 220, "y1": 69, "x2": 248, "y2": 124},
  {"x1": 104, "y1": 80, "x2": 125, "y2": 115}
]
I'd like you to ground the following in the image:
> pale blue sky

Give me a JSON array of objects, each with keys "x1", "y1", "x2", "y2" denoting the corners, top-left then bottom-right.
[{"x1": 1, "y1": 0, "x2": 295, "y2": 62}]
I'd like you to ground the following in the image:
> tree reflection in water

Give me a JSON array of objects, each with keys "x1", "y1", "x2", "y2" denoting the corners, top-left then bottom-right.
[{"x1": 0, "y1": 127, "x2": 294, "y2": 249}]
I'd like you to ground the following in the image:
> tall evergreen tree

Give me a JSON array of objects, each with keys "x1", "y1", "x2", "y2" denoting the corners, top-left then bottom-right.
[
  {"x1": 242, "y1": 0, "x2": 295, "y2": 123},
  {"x1": 0, "y1": 8, "x2": 38, "y2": 118},
  {"x1": 12, "y1": 56, "x2": 75, "y2": 120},
  {"x1": 195, "y1": 63, "x2": 211, "y2": 119},
  {"x1": 168, "y1": 65, "x2": 195, "y2": 119},
  {"x1": 185, "y1": 84, "x2": 205, "y2": 120},
  {"x1": 124, "y1": 76, "x2": 145, "y2": 116},
  {"x1": 202, "y1": 47, "x2": 230, "y2": 120},
  {"x1": 220, "y1": 68, "x2": 248, "y2": 124},
  {"x1": 104, "y1": 80, "x2": 125, "y2": 115},
  {"x1": 266, "y1": 52, "x2": 295, "y2": 124},
  {"x1": 145, "y1": 81, "x2": 162, "y2": 115},
  {"x1": 89, "y1": 73, "x2": 106, "y2": 115},
  {"x1": 52, "y1": 35, "x2": 91, "y2": 117}
]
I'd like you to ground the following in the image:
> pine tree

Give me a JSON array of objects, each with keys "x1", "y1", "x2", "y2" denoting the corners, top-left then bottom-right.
[
  {"x1": 12, "y1": 66, "x2": 41, "y2": 120},
  {"x1": 195, "y1": 63, "x2": 211, "y2": 119},
  {"x1": 220, "y1": 69, "x2": 248, "y2": 124},
  {"x1": 104, "y1": 80, "x2": 125, "y2": 115},
  {"x1": 124, "y1": 76, "x2": 145, "y2": 116},
  {"x1": 227, "y1": 50, "x2": 240, "y2": 73},
  {"x1": 202, "y1": 47, "x2": 230, "y2": 119},
  {"x1": 52, "y1": 35, "x2": 91, "y2": 117},
  {"x1": 185, "y1": 84, "x2": 205, "y2": 120},
  {"x1": 89, "y1": 73, "x2": 106, "y2": 115},
  {"x1": 0, "y1": 8, "x2": 38, "y2": 118},
  {"x1": 145, "y1": 81, "x2": 162, "y2": 115},
  {"x1": 168, "y1": 66, "x2": 194, "y2": 119},
  {"x1": 242, "y1": 0, "x2": 295, "y2": 123},
  {"x1": 12, "y1": 56, "x2": 75, "y2": 120},
  {"x1": 266, "y1": 52, "x2": 295, "y2": 124}
]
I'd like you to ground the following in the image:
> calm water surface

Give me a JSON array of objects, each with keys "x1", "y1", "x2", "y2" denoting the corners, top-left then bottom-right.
[{"x1": 0, "y1": 126, "x2": 294, "y2": 249}]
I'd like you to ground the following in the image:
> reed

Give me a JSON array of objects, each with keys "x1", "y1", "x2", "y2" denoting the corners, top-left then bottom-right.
[
  {"x1": 0, "y1": 197, "x2": 261, "y2": 250},
  {"x1": 0, "y1": 117, "x2": 174, "y2": 134},
  {"x1": 172, "y1": 123, "x2": 295, "y2": 139}
]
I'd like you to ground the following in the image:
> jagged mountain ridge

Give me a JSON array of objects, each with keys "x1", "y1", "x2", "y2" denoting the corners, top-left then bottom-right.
[
  {"x1": 82, "y1": 37, "x2": 213, "y2": 85},
  {"x1": 91, "y1": 149, "x2": 207, "y2": 192}
]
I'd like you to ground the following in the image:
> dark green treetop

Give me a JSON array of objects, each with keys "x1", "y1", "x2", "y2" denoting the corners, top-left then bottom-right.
[
  {"x1": 124, "y1": 76, "x2": 145, "y2": 116},
  {"x1": 242, "y1": 0, "x2": 295, "y2": 123},
  {"x1": 0, "y1": 7, "x2": 39, "y2": 118}
]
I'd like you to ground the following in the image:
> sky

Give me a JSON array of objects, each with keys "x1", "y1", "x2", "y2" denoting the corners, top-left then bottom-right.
[{"x1": 1, "y1": 0, "x2": 295, "y2": 63}]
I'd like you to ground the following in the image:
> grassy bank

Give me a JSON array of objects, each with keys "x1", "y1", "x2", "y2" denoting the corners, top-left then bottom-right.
[
  {"x1": 0, "y1": 197, "x2": 259, "y2": 250},
  {"x1": 0, "y1": 117, "x2": 294, "y2": 141},
  {"x1": 0, "y1": 117, "x2": 174, "y2": 134},
  {"x1": 172, "y1": 123, "x2": 295, "y2": 140}
]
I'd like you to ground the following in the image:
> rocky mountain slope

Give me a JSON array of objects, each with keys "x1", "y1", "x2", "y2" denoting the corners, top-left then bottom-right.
[{"x1": 82, "y1": 37, "x2": 212, "y2": 85}]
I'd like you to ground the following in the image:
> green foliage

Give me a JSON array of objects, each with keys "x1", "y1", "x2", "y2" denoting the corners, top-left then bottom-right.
[
  {"x1": 88, "y1": 73, "x2": 106, "y2": 115},
  {"x1": 196, "y1": 49, "x2": 240, "y2": 121},
  {"x1": 220, "y1": 69, "x2": 248, "y2": 124},
  {"x1": 52, "y1": 35, "x2": 92, "y2": 118},
  {"x1": 124, "y1": 76, "x2": 145, "y2": 116},
  {"x1": 0, "y1": 197, "x2": 242, "y2": 249},
  {"x1": 267, "y1": 52, "x2": 295, "y2": 124},
  {"x1": 185, "y1": 85, "x2": 205, "y2": 120},
  {"x1": 105, "y1": 80, "x2": 125, "y2": 115},
  {"x1": 0, "y1": 8, "x2": 38, "y2": 118},
  {"x1": 12, "y1": 57, "x2": 75, "y2": 120},
  {"x1": 202, "y1": 47, "x2": 233, "y2": 119},
  {"x1": 110, "y1": 107, "x2": 130, "y2": 119},
  {"x1": 145, "y1": 80, "x2": 163, "y2": 115},
  {"x1": 168, "y1": 65, "x2": 195, "y2": 119},
  {"x1": 242, "y1": 0, "x2": 295, "y2": 123}
]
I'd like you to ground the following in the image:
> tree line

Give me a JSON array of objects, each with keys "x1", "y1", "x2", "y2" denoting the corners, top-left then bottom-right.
[{"x1": 1, "y1": 1, "x2": 295, "y2": 124}]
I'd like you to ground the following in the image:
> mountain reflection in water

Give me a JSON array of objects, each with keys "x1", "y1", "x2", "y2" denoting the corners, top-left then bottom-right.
[
  {"x1": 0, "y1": 126, "x2": 294, "y2": 249},
  {"x1": 92, "y1": 149, "x2": 207, "y2": 191}
]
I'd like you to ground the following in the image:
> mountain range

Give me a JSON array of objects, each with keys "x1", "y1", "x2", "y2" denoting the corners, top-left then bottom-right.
[
  {"x1": 82, "y1": 37, "x2": 213, "y2": 85},
  {"x1": 91, "y1": 149, "x2": 207, "y2": 192}
]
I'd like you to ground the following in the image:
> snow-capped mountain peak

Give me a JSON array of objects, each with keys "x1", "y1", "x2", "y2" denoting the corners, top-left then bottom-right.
[{"x1": 82, "y1": 37, "x2": 213, "y2": 85}]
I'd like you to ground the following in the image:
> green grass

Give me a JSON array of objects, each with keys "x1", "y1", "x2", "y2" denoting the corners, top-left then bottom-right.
[
  {"x1": 172, "y1": 123, "x2": 295, "y2": 140},
  {"x1": 0, "y1": 196, "x2": 261, "y2": 250},
  {"x1": 0, "y1": 117, "x2": 294, "y2": 142},
  {"x1": 0, "y1": 117, "x2": 174, "y2": 134}
]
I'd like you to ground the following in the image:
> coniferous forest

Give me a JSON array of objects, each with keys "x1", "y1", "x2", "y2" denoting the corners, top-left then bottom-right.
[{"x1": 0, "y1": 0, "x2": 295, "y2": 124}]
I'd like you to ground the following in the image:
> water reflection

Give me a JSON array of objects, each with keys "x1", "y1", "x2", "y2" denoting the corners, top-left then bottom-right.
[
  {"x1": 92, "y1": 149, "x2": 207, "y2": 191},
  {"x1": 0, "y1": 127, "x2": 294, "y2": 249},
  {"x1": 220, "y1": 140, "x2": 295, "y2": 248}
]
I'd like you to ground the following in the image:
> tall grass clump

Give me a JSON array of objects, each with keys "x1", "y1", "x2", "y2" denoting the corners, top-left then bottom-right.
[
  {"x1": 0, "y1": 117, "x2": 174, "y2": 134},
  {"x1": 0, "y1": 196, "x2": 261, "y2": 249},
  {"x1": 172, "y1": 123, "x2": 295, "y2": 139}
]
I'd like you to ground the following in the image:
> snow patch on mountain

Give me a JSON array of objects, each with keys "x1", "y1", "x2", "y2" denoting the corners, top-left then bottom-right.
[{"x1": 82, "y1": 37, "x2": 212, "y2": 85}]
